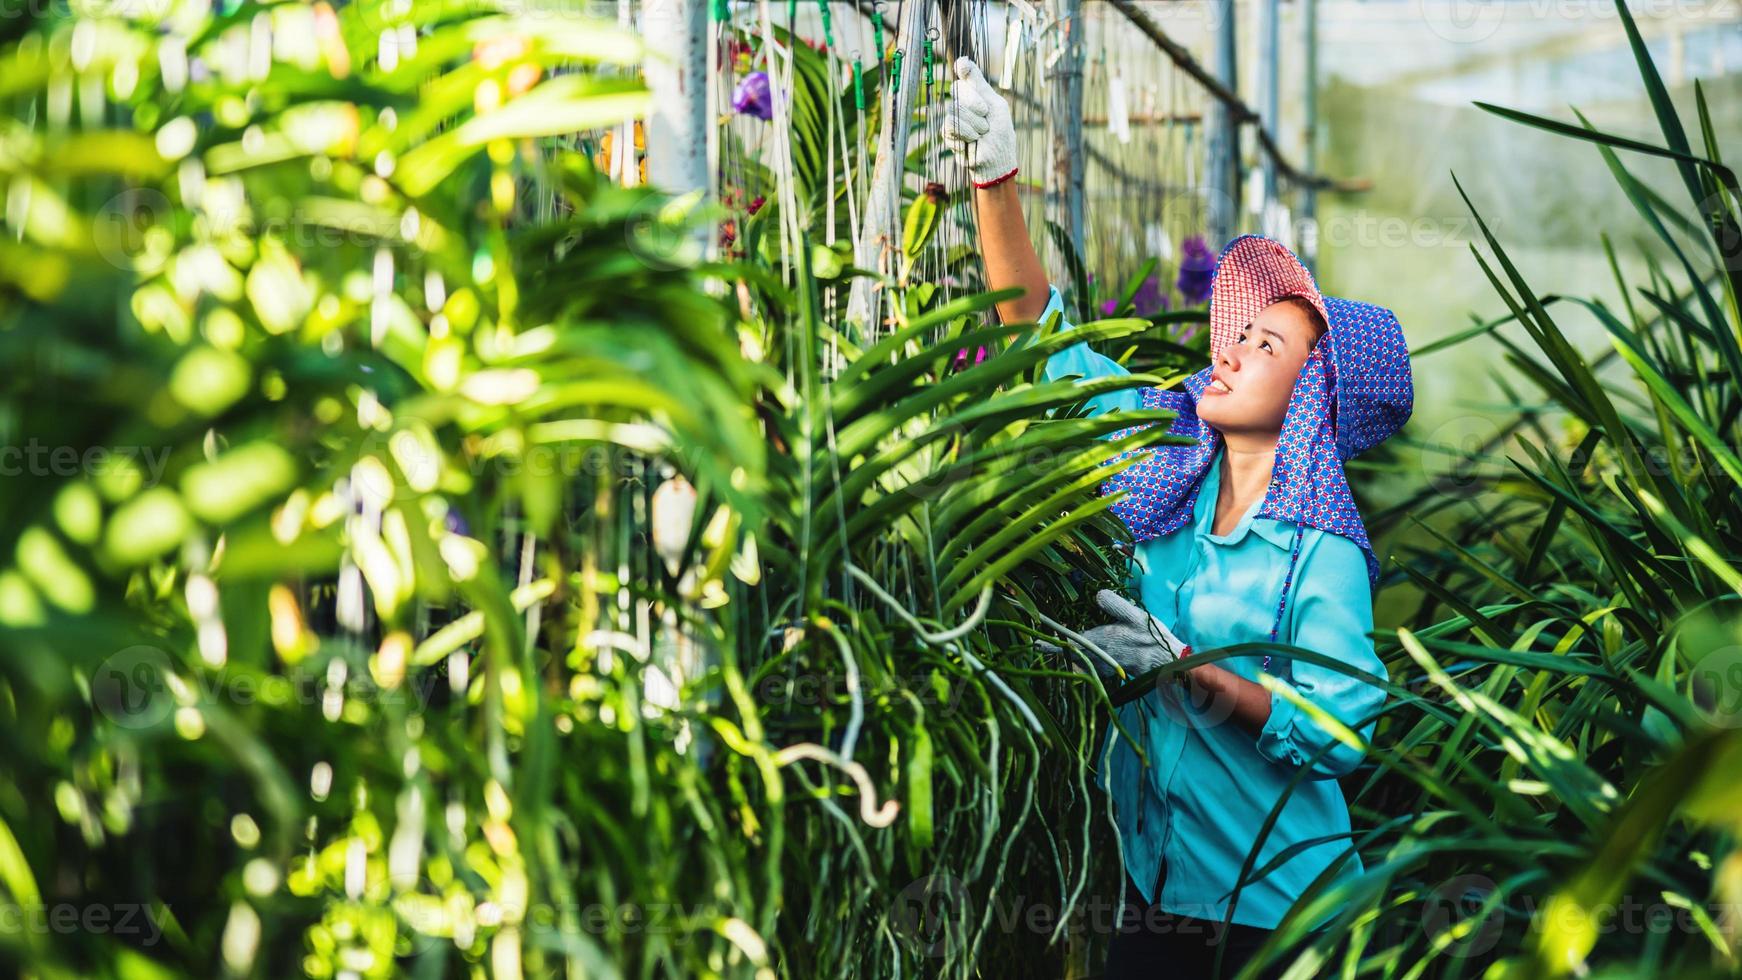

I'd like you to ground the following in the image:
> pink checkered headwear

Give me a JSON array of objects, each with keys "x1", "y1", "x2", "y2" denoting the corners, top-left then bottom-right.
[
  {"x1": 1205, "y1": 236, "x2": 1332, "y2": 361},
  {"x1": 1097, "y1": 234, "x2": 1414, "y2": 651}
]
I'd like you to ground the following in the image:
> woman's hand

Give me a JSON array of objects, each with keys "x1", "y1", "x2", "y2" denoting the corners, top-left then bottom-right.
[
  {"x1": 940, "y1": 57, "x2": 1018, "y2": 188},
  {"x1": 1039, "y1": 590, "x2": 1191, "y2": 682},
  {"x1": 1183, "y1": 662, "x2": 1273, "y2": 736},
  {"x1": 1039, "y1": 591, "x2": 1276, "y2": 737}
]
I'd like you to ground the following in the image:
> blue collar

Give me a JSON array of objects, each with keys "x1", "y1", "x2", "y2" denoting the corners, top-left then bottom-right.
[{"x1": 1194, "y1": 449, "x2": 1300, "y2": 550}]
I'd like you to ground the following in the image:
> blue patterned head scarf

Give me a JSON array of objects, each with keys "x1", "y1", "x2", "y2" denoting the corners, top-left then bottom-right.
[{"x1": 1100, "y1": 234, "x2": 1414, "y2": 606}]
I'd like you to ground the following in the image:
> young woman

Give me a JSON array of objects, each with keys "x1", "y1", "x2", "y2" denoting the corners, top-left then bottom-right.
[{"x1": 941, "y1": 58, "x2": 1414, "y2": 978}]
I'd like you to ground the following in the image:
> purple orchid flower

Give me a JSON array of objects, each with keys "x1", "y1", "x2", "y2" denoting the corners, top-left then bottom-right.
[
  {"x1": 732, "y1": 71, "x2": 773, "y2": 121},
  {"x1": 443, "y1": 508, "x2": 471, "y2": 538},
  {"x1": 951, "y1": 345, "x2": 990, "y2": 371},
  {"x1": 1132, "y1": 274, "x2": 1170, "y2": 318},
  {"x1": 1098, "y1": 274, "x2": 1172, "y2": 318},
  {"x1": 1175, "y1": 234, "x2": 1215, "y2": 306}
]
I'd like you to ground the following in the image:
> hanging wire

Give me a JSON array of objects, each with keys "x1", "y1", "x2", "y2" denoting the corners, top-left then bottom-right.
[{"x1": 871, "y1": 0, "x2": 907, "y2": 342}]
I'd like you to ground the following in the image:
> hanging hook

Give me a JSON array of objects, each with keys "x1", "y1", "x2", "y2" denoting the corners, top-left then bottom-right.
[
  {"x1": 851, "y1": 50, "x2": 865, "y2": 111},
  {"x1": 922, "y1": 27, "x2": 937, "y2": 102},
  {"x1": 871, "y1": 1, "x2": 887, "y2": 63}
]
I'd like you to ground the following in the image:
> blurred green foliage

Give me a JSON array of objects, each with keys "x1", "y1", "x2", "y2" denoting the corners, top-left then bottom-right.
[{"x1": 0, "y1": 2, "x2": 1190, "y2": 976}]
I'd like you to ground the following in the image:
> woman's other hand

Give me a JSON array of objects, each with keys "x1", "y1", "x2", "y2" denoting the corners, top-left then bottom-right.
[{"x1": 1039, "y1": 590, "x2": 1191, "y2": 682}]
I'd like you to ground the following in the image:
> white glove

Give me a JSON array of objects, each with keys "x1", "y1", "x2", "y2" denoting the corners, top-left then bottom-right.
[
  {"x1": 940, "y1": 56, "x2": 1019, "y2": 188},
  {"x1": 1037, "y1": 590, "x2": 1192, "y2": 681}
]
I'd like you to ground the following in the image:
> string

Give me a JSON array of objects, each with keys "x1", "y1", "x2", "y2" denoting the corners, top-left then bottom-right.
[{"x1": 1262, "y1": 524, "x2": 1307, "y2": 674}]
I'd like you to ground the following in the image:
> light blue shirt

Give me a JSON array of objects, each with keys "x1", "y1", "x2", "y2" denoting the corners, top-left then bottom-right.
[{"x1": 1038, "y1": 285, "x2": 1387, "y2": 930}]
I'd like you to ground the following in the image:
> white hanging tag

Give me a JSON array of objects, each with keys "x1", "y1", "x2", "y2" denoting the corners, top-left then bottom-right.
[
  {"x1": 1149, "y1": 222, "x2": 1173, "y2": 262},
  {"x1": 1108, "y1": 73, "x2": 1131, "y2": 144},
  {"x1": 1042, "y1": 12, "x2": 1066, "y2": 75},
  {"x1": 1270, "y1": 201, "x2": 1294, "y2": 244},
  {"x1": 1044, "y1": 39, "x2": 1065, "y2": 73},
  {"x1": 609, "y1": 122, "x2": 629, "y2": 182},
  {"x1": 1300, "y1": 215, "x2": 1320, "y2": 257},
  {"x1": 1000, "y1": 18, "x2": 1022, "y2": 90}
]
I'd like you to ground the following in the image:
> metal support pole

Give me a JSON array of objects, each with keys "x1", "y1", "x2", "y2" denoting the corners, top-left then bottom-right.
[
  {"x1": 1302, "y1": 0, "x2": 1320, "y2": 270},
  {"x1": 847, "y1": 0, "x2": 933, "y2": 331},
  {"x1": 1259, "y1": 0, "x2": 1279, "y2": 211},
  {"x1": 644, "y1": 0, "x2": 710, "y2": 247},
  {"x1": 614, "y1": 0, "x2": 637, "y2": 187},
  {"x1": 1046, "y1": 0, "x2": 1085, "y2": 281},
  {"x1": 1205, "y1": 0, "x2": 1239, "y2": 249}
]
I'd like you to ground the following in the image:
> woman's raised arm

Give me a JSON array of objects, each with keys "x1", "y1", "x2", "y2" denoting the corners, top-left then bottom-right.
[
  {"x1": 973, "y1": 180, "x2": 1050, "y2": 325},
  {"x1": 943, "y1": 55, "x2": 1138, "y2": 421},
  {"x1": 940, "y1": 57, "x2": 1049, "y2": 325}
]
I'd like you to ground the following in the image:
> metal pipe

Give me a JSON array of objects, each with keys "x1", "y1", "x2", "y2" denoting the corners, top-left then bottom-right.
[
  {"x1": 1205, "y1": 0, "x2": 1238, "y2": 247},
  {"x1": 1047, "y1": 0, "x2": 1086, "y2": 273},
  {"x1": 1302, "y1": 0, "x2": 1321, "y2": 268},
  {"x1": 1259, "y1": 0, "x2": 1280, "y2": 209},
  {"x1": 644, "y1": 0, "x2": 710, "y2": 197}
]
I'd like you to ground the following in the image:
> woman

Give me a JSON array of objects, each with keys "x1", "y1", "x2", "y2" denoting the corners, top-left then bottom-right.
[{"x1": 941, "y1": 58, "x2": 1414, "y2": 977}]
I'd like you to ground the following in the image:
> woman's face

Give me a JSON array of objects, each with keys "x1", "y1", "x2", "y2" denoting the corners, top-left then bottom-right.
[{"x1": 1197, "y1": 299, "x2": 1324, "y2": 437}]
